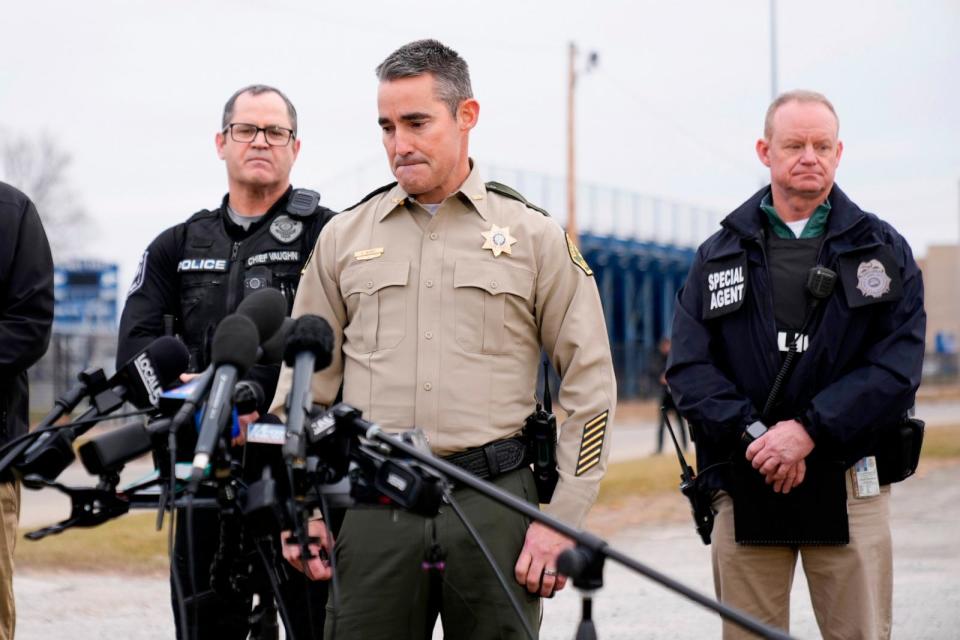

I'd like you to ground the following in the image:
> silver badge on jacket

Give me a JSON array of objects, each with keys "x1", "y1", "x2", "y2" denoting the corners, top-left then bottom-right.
[
  {"x1": 270, "y1": 215, "x2": 303, "y2": 244},
  {"x1": 856, "y1": 259, "x2": 891, "y2": 299}
]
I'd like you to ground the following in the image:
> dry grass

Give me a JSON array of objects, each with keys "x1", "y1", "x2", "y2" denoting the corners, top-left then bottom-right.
[
  {"x1": 16, "y1": 511, "x2": 170, "y2": 574},
  {"x1": 921, "y1": 423, "x2": 960, "y2": 458}
]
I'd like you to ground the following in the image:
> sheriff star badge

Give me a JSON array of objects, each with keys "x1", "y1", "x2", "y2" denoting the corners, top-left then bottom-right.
[{"x1": 481, "y1": 224, "x2": 517, "y2": 257}]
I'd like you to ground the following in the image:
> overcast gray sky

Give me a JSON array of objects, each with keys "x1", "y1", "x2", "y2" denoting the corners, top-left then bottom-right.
[{"x1": 2, "y1": 0, "x2": 958, "y2": 288}]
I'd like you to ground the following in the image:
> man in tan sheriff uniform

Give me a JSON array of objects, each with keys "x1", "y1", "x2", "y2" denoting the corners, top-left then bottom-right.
[{"x1": 273, "y1": 39, "x2": 616, "y2": 639}]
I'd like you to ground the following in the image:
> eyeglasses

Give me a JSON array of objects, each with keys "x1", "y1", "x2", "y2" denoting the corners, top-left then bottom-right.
[{"x1": 223, "y1": 123, "x2": 295, "y2": 146}]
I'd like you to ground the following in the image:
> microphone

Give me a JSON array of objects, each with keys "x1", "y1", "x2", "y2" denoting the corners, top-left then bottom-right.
[
  {"x1": 34, "y1": 368, "x2": 109, "y2": 429},
  {"x1": 233, "y1": 380, "x2": 265, "y2": 415},
  {"x1": 237, "y1": 287, "x2": 287, "y2": 348},
  {"x1": 259, "y1": 317, "x2": 294, "y2": 365},
  {"x1": 9, "y1": 337, "x2": 189, "y2": 480},
  {"x1": 281, "y1": 315, "x2": 335, "y2": 463},
  {"x1": 105, "y1": 335, "x2": 191, "y2": 410},
  {"x1": 187, "y1": 314, "x2": 259, "y2": 492},
  {"x1": 78, "y1": 418, "x2": 172, "y2": 476}
]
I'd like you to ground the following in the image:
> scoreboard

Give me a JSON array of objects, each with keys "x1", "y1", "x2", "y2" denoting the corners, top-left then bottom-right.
[{"x1": 53, "y1": 260, "x2": 118, "y2": 333}]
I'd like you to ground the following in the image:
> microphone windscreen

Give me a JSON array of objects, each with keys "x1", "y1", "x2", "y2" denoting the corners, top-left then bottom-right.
[
  {"x1": 78, "y1": 421, "x2": 152, "y2": 475},
  {"x1": 141, "y1": 336, "x2": 191, "y2": 388},
  {"x1": 237, "y1": 288, "x2": 287, "y2": 343},
  {"x1": 118, "y1": 336, "x2": 191, "y2": 408},
  {"x1": 282, "y1": 314, "x2": 335, "y2": 371},
  {"x1": 260, "y1": 317, "x2": 294, "y2": 365},
  {"x1": 211, "y1": 314, "x2": 260, "y2": 372}
]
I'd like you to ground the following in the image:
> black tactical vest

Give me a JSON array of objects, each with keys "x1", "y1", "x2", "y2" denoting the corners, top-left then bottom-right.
[
  {"x1": 767, "y1": 233, "x2": 821, "y2": 353},
  {"x1": 177, "y1": 190, "x2": 320, "y2": 371}
]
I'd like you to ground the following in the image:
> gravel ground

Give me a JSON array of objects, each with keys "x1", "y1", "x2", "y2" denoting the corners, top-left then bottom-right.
[
  {"x1": 541, "y1": 460, "x2": 960, "y2": 639},
  {"x1": 14, "y1": 459, "x2": 960, "y2": 639}
]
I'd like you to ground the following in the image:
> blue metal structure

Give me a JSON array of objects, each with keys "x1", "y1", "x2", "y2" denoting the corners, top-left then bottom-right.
[
  {"x1": 53, "y1": 260, "x2": 119, "y2": 333},
  {"x1": 580, "y1": 234, "x2": 694, "y2": 399}
]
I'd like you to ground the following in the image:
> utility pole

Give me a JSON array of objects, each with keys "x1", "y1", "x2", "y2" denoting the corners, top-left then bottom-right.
[
  {"x1": 566, "y1": 42, "x2": 598, "y2": 247},
  {"x1": 566, "y1": 42, "x2": 578, "y2": 245},
  {"x1": 770, "y1": 0, "x2": 779, "y2": 100}
]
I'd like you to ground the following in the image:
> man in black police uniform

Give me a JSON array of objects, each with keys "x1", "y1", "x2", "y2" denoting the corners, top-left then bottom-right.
[
  {"x1": 667, "y1": 90, "x2": 925, "y2": 639},
  {"x1": 0, "y1": 182, "x2": 54, "y2": 640},
  {"x1": 118, "y1": 85, "x2": 335, "y2": 639}
]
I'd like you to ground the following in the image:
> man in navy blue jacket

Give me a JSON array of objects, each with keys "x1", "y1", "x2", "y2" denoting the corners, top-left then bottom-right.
[
  {"x1": 0, "y1": 181, "x2": 54, "y2": 640},
  {"x1": 667, "y1": 91, "x2": 924, "y2": 639}
]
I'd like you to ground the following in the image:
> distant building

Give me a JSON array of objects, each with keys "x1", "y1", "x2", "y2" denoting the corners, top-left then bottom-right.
[{"x1": 920, "y1": 245, "x2": 960, "y2": 379}]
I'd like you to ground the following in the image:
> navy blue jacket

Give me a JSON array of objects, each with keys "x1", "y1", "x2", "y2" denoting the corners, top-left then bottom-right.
[{"x1": 667, "y1": 185, "x2": 925, "y2": 488}]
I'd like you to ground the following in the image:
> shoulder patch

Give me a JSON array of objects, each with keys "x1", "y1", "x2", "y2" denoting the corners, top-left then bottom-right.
[
  {"x1": 485, "y1": 181, "x2": 550, "y2": 217},
  {"x1": 286, "y1": 189, "x2": 321, "y2": 217},
  {"x1": 344, "y1": 182, "x2": 398, "y2": 212},
  {"x1": 702, "y1": 252, "x2": 747, "y2": 320},
  {"x1": 566, "y1": 234, "x2": 594, "y2": 276},
  {"x1": 127, "y1": 250, "x2": 148, "y2": 297}
]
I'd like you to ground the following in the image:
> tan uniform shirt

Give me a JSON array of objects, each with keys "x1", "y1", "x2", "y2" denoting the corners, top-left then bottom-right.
[{"x1": 271, "y1": 165, "x2": 616, "y2": 527}]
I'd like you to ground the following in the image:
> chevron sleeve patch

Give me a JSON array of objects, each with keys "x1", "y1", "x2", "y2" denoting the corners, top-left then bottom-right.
[{"x1": 575, "y1": 410, "x2": 609, "y2": 476}]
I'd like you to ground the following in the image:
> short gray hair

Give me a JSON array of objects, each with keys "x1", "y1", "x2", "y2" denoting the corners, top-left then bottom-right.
[
  {"x1": 222, "y1": 84, "x2": 298, "y2": 135},
  {"x1": 764, "y1": 90, "x2": 838, "y2": 139},
  {"x1": 375, "y1": 39, "x2": 473, "y2": 116}
]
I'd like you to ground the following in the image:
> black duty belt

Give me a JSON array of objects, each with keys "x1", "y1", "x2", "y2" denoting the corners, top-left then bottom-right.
[{"x1": 442, "y1": 437, "x2": 529, "y2": 480}]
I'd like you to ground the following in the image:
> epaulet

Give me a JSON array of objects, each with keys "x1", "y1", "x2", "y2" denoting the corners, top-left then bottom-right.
[
  {"x1": 344, "y1": 182, "x2": 398, "y2": 212},
  {"x1": 485, "y1": 181, "x2": 550, "y2": 217}
]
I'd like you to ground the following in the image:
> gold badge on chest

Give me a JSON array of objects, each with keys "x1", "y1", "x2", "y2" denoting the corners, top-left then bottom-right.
[{"x1": 481, "y1": 224, "x2": 517, "y2": 257}]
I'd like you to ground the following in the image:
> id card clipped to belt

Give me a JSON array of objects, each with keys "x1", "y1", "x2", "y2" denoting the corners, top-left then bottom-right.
[{"x1": 851, "y1": 456, "x2": 881, "y2": 498}]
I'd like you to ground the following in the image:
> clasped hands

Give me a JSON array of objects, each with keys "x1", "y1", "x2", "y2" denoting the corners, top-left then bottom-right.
[{"x1": 744, "y1": 419, "x2": 815, "y2": 493}]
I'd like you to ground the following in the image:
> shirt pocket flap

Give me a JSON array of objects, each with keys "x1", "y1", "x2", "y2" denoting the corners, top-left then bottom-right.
[
  {"x1": 341, "y1": 261, "x2": 410, "y2": 296},
  {"x1": 454, "y1": 260, "x2": 534, "y2": 298}
]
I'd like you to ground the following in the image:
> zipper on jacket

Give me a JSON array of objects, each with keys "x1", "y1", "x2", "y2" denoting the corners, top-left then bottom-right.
[
  {"x1": 225, "y1": 241, "x2": 242, "y2": 312},
  {"x1": 752, "y1": 231, "x2": 781, "y2": 383}
]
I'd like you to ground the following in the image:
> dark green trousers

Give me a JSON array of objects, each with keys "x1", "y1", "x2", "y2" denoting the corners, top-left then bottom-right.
[{"x1": 325, "y1": 468, "x2": 541, "y2": 639}]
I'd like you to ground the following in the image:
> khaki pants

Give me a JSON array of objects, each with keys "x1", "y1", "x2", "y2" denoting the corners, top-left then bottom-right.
[
  {"x1": 325, "y1": 468, "x2": 541, "y2": 640},
  {"x1": 0, "y1": 480, "x2": 19, "y2": 640},
  {"x1": 712, "y1": 473, "x2": 892, "y2": 640}
]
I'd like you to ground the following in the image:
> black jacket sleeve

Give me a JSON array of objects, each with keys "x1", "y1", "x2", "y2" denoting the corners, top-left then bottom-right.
[
  {"x1": 666, "y1": 247, "x2": 760, "y2": 441},
  {"x1": 116, "y1": 226, "x2": 183, "y2": 367},
  {"x1": 802, "y1": 229, "x2": 926, "y2": 458},
  {"x1": 0, "y1": 191, "x2": 54, "y2": 378}
]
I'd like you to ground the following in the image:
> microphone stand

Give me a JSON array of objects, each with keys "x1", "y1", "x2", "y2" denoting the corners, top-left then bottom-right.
[
  {"x1": 331, "y1": 405, "x2": 795, "y2": 640},
  {"x1": 556, "y1": 542, "x2": 604, "y2": 640},
  {"x1": 0, "y1": 368, "x2": 110, "y2": 477}
]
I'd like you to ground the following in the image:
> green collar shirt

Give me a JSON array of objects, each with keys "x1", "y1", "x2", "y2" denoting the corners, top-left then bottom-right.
[{"x1": 760, "y1": 192, "x2": 831, "y2": 239}]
